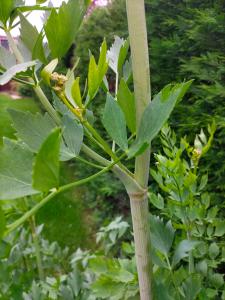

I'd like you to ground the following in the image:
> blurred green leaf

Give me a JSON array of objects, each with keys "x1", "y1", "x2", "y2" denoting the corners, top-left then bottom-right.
[
  {"x1": 150, "y1": 215, "x2": 175, "y2": 255},
  {"x1": 102, "y1": 93, "x2": 128, "y2": 150},
  {"x1": 44, "y1": 0, "x2": 86, "y2": 58},
  {"x1": 9, "y1": 109, "x2": 55, "y2": 152},
  {"x1": 0, "y1": 139, "x2": 37, "y2": 200},
  {"x1": 117, "y1": 78, "x2": 136, "y2": 133},
  {"x1": 149, "y1": 192, "x2": 164, "y2": 209},
  {"x1": 32, "y1": 128, "x2": 61, "y2": 192},
  {"x1": 0, "y1": 0, "x2": 14, "y2": 25},
  {"x1": 208, "y1": 242, "x2": 220, "y2": 259},
  {"x1": 182, "y1": 274, "x2": 202, "y2": 300},
  {"x1": 0, "y1": 61, "x2": 36, "y2": 85},
  {"x1": 172, "y1": 240, "x2": 200, "y2": 267},
  {"x1": 71, "y1": 77, "x2": 82, "y2": 107},
  {"x1": 0, "y1": 205, "x2": 6, "y2": 238},
  {"x1": 61, "y1": 115, "x2": 83, "y2": 159},
  {"x1": 19, "y1": 12, "x2": 39, "y2": 52}
]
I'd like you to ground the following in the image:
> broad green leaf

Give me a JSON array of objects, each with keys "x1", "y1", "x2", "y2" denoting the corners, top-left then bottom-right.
[
  {"x1": 44, "y1": 0, "x2": 86, "y2": 58},
  {"x1": 153, "y1": 282, "x2": 174, "y2": 300},
  {"x1": 32, "y1": 30, "x2": 46, "y2": 63},
  {"x1": 208, "y1": 242, "x2": 219, "y2": 259},
  {"x1": 172, "y1": 240, "x2": 200, "y2": 267},
  {"x1": 0, "y1": 47, "x2": 16, "y2": 69},
  {"x1": 32, "y1": 128, "x2": 61, "y2": 192},
  {"x1": 0, "y1": 0, "x2": 14, "y2": 25},
  {"x1": 128, "y1": 80, "x2": 193, "y2": 158},
  {"x1": 19, "y1": 12, "x2": 46, "y2": 62},
  {"x1": 19, "y1": 12, "x2": 39, "y2": 52},
  {"x1": 92, "y1": 276, "x2": 125, "y2": 299},
  {"x1": 102, "y1": 93, "x2": 128, "y2": 150},
  {"x1": 61, "y1": 115, "x2": 83, "y2": 159},
  {"x1": 98, "y1": 39, "x2": 108, "y2": 83},
  {"x1": 88, "y1": 55, "x2": 99, "y2": 100},
  {"x1": 148, "y1": 192, "x2": 164, "y2": 209},
  {"x1": 0, "y1": 139, "x2": 38, "y2": 200},
  {"x1": 87, "y1": 40, "x2": 108, "y2": 101},
  {"x1": 41, "y1": 58, "x2": 58, "y2": 85},
  {"x1": 209, "y1": 273, "x2": 224, "y2": 288},
  {"x1": 117, "y1": 78, "x2": 136, "y2": 133},
  {"x1": 182, "y1": 274, "x2": 202, "y2": 300},
  {"x1": 0, "y1": 61, "x2": 36, "y2": 85},
  {"x1": 9, "y1": 109, "x2": 55, "y2": 152},
  {"x1": 150, "y1": 215, "x2": 175, "y2": 255},
  {"x1": 0, "y1": 205, "x2": 6, "y2": 238},
  {"x1": 214, "y1": 220, "x2": 225, "y2": 236},
  {"x1": 71, "y1": 77, "x2": 82, "y2": 107}
]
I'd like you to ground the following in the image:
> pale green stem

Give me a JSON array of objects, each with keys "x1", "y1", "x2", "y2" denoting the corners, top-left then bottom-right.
[
  {"x1": 29, "y1": 216, "x2": 44, "y2": 281},
  {"x1": 33, "y1": 85, "x2": 61, "y2": 125},
  {"x1": 126, "y1": 1, "x2": 152, "y2": 299},
  {"x1": 112, "y1": 71, "x2": 119, "y2": 154},
  {"x1": 5, "y1": 30, "x2": 24, "y2": 63}
]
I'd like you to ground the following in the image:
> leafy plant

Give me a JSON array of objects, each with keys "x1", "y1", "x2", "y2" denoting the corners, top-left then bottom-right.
[{"x1": 0, "y1": 1, "x2": 201, "y2": 299}]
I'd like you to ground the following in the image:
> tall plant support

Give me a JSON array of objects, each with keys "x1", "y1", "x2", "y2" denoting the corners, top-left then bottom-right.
[{"x1": 126, "y1": 1, "x2": 153, "y2": 299}]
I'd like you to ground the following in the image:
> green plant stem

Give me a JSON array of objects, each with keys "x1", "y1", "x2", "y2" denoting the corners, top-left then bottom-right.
[
  {"x1": 29, "y1": 216, "x2": 44, "y2": 281},
  {"x1": 126, "y1": 1, "x2": 152, "y2": 299},
  {"x1": 165, "y1": 254, "x2": 181, "y2": 300},
  {"x1": 4, "y1": 156, "x2": 124, "y2": 236},
  {"x1": 34, "y1": 85, "x2": 61, "y2": 125},
  {"x1": 5, "y1": 30, "x2": 24, "y2": 63}
]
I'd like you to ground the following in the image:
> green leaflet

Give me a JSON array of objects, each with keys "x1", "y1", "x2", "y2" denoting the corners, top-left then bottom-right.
[
  {"x1": 88, "y1": 40, "x2": 108, "y2": 101},
  {"x1": 150, "y1": 215, "x2": 175, "y2": 255},
  {"x1": 128, "y1": 80, "x2": 193, "y2": 158},
  {"x1": 0, "y1": 0, "x2": 14, "y2": 25},
  {"x1": 0, "y1": 205, "x2": 6, "y2": 238},
  {"x1": 9, "y1": 109, "x2": 56, "y2": 152},
  {"x1": 0, "y1": 139, "x2": 38, "y2": 200},
  {"x1": 117, "y1": 78, "x2": 136, "y2": 133},
  {"x1": 102, "y1": 93, "x2": 128, "y2": 151},
  {"x1": 19, "y1": 12, "x2": 39, "y2": 52},
  {"x1": 0, "y1": 61, "x2": 37, "y2": 85},
  {"x1": 61, "y1": 115, "x2": 83, "y2": 160},
  {"x1": 44, "y1": 0, "x2": 86, "y2": 58},
  {"x1": 71, "y1": 77, "x2": 82, "y2": 107},
  {"x1": 32, "y1": 128, "x2": 61, "y2": 192},
  {"x1": 172, "y1": 240, "x2": 200, "y2": 267},
  {"x1": 182, "y1": 275, "x2": 202, "y2": 300},
  {"x1": 9, "y1": 109, "x2": 81, "y2": 162},
  {"x1": 19, "y1": 12, "x2": 46, "y2": 62}
]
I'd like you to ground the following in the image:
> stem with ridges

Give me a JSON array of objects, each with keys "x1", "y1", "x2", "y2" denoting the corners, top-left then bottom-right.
[
  {"x1": 126, "y1": 1, "x2": 152, "y2": 299},
  {"x1": 29, "y1": 216, "x2": 44, "y2": 281}
]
